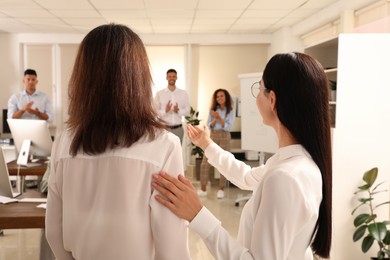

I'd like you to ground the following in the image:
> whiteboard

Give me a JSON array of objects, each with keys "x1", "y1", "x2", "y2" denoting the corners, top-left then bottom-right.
[{"x1": 239, "y1": 73, "x2": 278, "y2": 153}]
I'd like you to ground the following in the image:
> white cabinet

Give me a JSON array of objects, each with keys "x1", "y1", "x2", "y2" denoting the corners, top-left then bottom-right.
[{"x1": 330, "y1": 34, "x2": 390, "y2": 259}]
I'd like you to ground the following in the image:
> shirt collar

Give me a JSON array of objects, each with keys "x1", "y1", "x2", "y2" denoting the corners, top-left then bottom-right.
[
  {"x1": 277, "y1": 144, "x2": 311, "y2": 161},
  {"x1": 23, "y1": 90, "x2": 39, "y2": 96}
]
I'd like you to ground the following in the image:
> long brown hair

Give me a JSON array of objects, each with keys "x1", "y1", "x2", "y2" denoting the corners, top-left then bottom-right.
[
  {"x1": 262, "y1": 52, "x2": 332, "y2": 258},
  {"x1": 67, "y1": 24, "x2": 165, "y2": 156},
  {"x1": 210, "y1": 88, "x2": 233, "y2": 115}
]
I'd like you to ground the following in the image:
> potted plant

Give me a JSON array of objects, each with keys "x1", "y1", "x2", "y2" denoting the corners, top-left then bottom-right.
[
  {"x1": 351, "y1": 167, "x2": 390, "y2": 259},
  {"x1": 185, "y1": 107, "x2": 203, "y2": 180}
]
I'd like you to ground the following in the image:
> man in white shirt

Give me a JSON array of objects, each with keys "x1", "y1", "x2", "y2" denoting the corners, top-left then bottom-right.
[
  {"x1": 7, "y1": 69, "x2": 54, "y2": 260},
  {"x1": 7, "y1": 69, "x2": 52, "y2": 122},
  {"x1": 154, "y1": 69, "x2": 190, "y2": 143}
]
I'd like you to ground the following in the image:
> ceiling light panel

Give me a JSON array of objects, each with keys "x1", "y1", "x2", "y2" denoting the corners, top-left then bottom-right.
[
  {"x1": 147, "y1": 10, "x2": 195, "y2": 19},
  {"x1": 195, "y1": 10, "x2": 242, "y2": 18},
  {"x1": 100, "y1": 10, "x2": 148, "y2": 20},
  {"x1": 1, "y1": 8, "x2": 55, "y2": 18},
  {"x1": 49, "y1": 9, "x2": 102, "y2": 18},
  {"x1": 0, "y1": 0, "x2": 41, "y2": 9},
  {"x1": 145, "y1": 0, "x2": 198, "y2": 9},
  {"x1": 197, "y1": 0, "x2": 253, "y2": 9},
  {"x1": 0, "y1": 17, "x2": 33, "y2": 32},
  {"x1": 249, "y1": 0, "x2": 309, "y2": 9},
  {"x1": 89, "y1": 0, "x2": 145, "y2": 9},
  {"x1": 61, "y1": 17, "x2": 107, "y2": 27},
  {"x1": 192, "y1": 18, "x2": 236, "y2": 25},
  {"x1": 34, "y1": 0, "x2": 94, "y2": 9}
]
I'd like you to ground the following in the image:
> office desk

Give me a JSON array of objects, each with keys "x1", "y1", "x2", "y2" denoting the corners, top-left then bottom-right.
[
  {"x1": 0, "y1": 190, "x2": 46, "y2": 229},
  {"x1": 7, "y1": 160, "x2": 47, "y2": 176}
]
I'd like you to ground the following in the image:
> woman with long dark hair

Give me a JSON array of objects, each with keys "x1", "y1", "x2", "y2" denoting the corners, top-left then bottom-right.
[
  {"x1": 152, "y1": 52, "x2": 332, "y2": 259},
  {"x1": 45, "y1": 24, "x2": 191, "y2": 260}
]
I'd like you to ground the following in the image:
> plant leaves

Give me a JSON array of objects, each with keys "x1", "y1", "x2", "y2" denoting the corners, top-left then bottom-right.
[
  {"x1": 368, "y1": 222, "x2": 387, "y2": 241},
  {"x1": 354, "y1": 214, "x2": 370, "y2": 227},
  {"x1": 383, "y1": 231, "x2": 390, "y2": 245},
  {"x1": 353, "y1": 225, "x2": 367, "y2": 241},
  {"x1": 372, "y1": 181, "x2": 387, "y2": 192},
  {"x1": 357, "y1": 184, "x2": 371, "y2": 191},
  {"x1": 363, "y1": 167, "x2": 378, "y2": 186},
  {"x1": 374, "y1": 201, "x2": 390, "y2": 210},
  {"x1": 358, "y1": 198, "x2": 373, "y2": 203},
  {"x1": 351, "y1": 203, "x2": 364, "y2": 215},
  {"x1": 362, "y1": 235, "x2": 374, "y2": 253}
]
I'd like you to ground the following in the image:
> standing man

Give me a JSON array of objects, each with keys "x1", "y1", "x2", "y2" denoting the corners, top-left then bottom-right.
[
  {"x1": 155, "y1": 69, "x2": 190, "y2": 143},
  {"x1": 8, "y1": 69, "x2": 52, "y2": 122}
]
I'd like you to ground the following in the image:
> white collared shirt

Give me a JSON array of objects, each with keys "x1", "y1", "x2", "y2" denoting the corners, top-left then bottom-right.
[
  {"x1": 189, "y1": 143, "x2": 322, "y2": 260},
  {"x1": 46, "y1": 130, "x2": 191, "y2": 260},
  {"x1": 7, "y1": 90, "x2": 52, "y2": 122},
  {"x1": 154, "y1": 87, "x2": 190, "y2": 126}
]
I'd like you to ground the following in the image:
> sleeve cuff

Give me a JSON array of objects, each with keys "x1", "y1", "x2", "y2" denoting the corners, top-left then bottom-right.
[{"x1": 188, "y1": 206, "x2": 221, "y2": 239}]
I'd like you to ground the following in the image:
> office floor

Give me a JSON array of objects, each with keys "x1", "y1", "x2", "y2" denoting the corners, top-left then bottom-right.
[{"x1": 0, "y1": 182, "x2": 252, "y2": 260}]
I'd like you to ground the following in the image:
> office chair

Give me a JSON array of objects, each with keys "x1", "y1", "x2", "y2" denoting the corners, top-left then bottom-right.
[{"x1": 234, "y1": 152, "x2": 266, "y2": 207}]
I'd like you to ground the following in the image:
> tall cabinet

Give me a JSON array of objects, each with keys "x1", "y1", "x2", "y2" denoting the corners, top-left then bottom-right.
[{"x1": 307, "y1": 34, "x2": 390, "y2": 259}]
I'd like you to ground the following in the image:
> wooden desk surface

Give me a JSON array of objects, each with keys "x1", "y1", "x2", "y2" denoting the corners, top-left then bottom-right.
[
  {"x1": 7, "y1": 160, "x2": 48, "y2": 176},
  {"x1": 0, "y1": 190, "x2": 46, "y2": 229}
]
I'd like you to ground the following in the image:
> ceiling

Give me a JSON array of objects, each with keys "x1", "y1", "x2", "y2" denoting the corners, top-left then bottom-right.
[{"x1": 0, "y1": 0, "x2": 344, "y2": 35}]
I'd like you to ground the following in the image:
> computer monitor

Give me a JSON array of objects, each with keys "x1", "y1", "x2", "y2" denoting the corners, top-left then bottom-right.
[
  {"x1": 7, "y1": 119, "x2": 53, "y2": 161},
  {"x1": 1, "y1": 109, "x2": 13, "y2": 140},
  {"x1": 2, "y1": 109, "x2": 10, "y2": 134}
]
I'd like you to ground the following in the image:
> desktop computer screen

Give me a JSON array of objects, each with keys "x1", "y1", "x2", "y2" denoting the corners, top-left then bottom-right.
[{"x1": 7, "y1": 119, "x2": 53, "y2": 159}]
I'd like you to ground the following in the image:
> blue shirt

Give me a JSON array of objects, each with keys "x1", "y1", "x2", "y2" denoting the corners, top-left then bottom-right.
[
  {"x1": 7, "y1": 90, "x2": 53, "y2": 122},
  {"x1": 207, "y1": 106, "x2": 235, "y2": 132}
]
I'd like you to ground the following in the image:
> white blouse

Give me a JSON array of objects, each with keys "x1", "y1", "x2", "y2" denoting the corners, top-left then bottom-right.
[
  {"x1": 189, "y1": 143, "x2": 322, "y2": 260},
  {"x1": 46, "y1": 130, "x2": 191, "y2": 260}
]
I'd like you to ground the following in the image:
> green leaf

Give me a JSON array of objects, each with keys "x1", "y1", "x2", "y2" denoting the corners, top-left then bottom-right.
[
  {"x1": 383, "y1": 231, "x2": 390, "y2": 245},
  {"x1": 363, "y1": 167, "x2": 378, "y2": 186},
  {"x1": 362, "y1": 235, "x2": 374, "y2": 253},
  {"x1": 357, "y1": 197, "x2": 373, "y2": 203},
  {"x1": 353, "y1": 225, "x2": 367, "y2": 241},
  {"x1": 357, "y1": 184, "x2": 371, "y2": 191},
  {"x1": 368, "y1": 222, "x2": 387, "y2": 241},
  {"x1": 354, "y1": 214, "x2": 370, "y2": 227},
  {"x1": 372, "y1": 181, "x2": 387, "y2": 192},
  {"x1": 352, "y1": 203, "x2": 364, "y2": 215},
  {"x1": 374, "y1": 201, "x2": 390, "y2": 210},
  {"x1": 377, "y1": 251, "x2": 385, "y2": 259}
]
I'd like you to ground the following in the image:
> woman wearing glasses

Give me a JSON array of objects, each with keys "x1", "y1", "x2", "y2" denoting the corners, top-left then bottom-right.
[
  {"x1": 197, "y1": 88, "x2": 235, "y2": 199},
  {"x1": 152, "y1": 52, "x2": 332, "y2": 259}
]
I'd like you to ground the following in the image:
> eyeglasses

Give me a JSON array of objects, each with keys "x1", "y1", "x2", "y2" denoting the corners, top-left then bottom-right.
[{"x1": 251, "y1": 81, "x2": 269, "y2": 98}]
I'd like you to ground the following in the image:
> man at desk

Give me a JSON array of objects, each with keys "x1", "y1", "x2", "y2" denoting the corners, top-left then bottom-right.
[
  {"x1": 6, "y1": 69, "x2": 54, "y2": 260},
  {"x1": 7, "y1": 69, "x2": 52, "y2": 122}
]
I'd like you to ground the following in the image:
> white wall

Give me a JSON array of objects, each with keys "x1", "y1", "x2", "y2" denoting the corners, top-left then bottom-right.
[
  {"x1": 331, "y1": 33, "x2": 390, "y2": 259},
  {"x1": 269, "y1": 27, "x2": 304, "y2": 58},
  {"x1": 0, "y1": 33, "x2": 20, "y2": 137}
]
